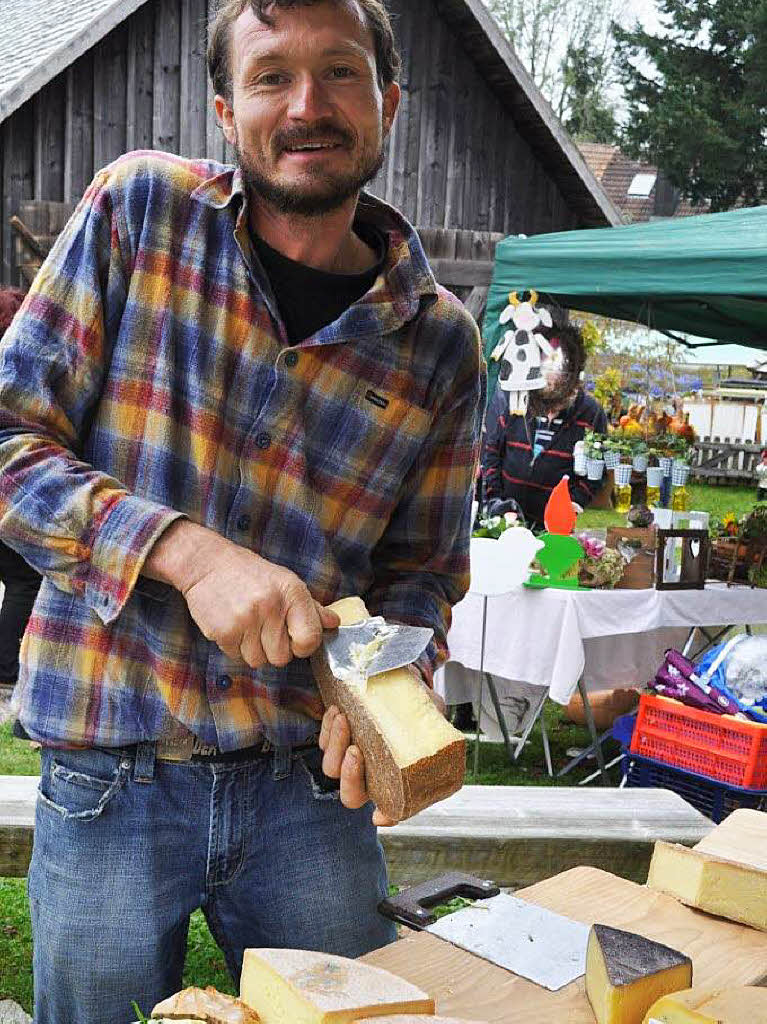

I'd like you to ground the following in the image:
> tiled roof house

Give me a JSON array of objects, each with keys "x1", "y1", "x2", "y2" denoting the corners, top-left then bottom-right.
[{"x1": 578, "y1": 142, "x2": 708, "y2": 222}]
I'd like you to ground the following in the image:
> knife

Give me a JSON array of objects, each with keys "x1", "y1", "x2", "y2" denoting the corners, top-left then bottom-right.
[
  {"x1": 322, "y1": 616, "x2": 433, "y2": 683},
  {"x1": 379, "y1": 872, "x2": 590, "y2": 992}
]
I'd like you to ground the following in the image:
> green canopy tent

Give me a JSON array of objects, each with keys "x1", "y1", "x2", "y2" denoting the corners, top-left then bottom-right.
[{"x1": 483, "y1": 205, "x2": 767, "y2": 395}]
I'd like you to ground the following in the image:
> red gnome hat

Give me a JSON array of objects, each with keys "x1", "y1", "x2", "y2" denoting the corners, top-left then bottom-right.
[{"x1": 544, "y1": 475, "x2": 576, "y2": 535}]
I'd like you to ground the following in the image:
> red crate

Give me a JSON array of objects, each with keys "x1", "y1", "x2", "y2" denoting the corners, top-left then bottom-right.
[{"x1": 630, "y1": 693, "x2": 767, "y2": 789}]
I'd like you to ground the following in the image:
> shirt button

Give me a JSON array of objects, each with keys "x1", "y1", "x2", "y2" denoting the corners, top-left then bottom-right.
[
  {"x1": 236, "y1": 513, "x2": 252, "y2": 531},
  {"x1": 217, "y1": 674, "x2": 233, "y2": 691},
  {"x1": 256, "y1": 432, "x2": 272, "y2": 450},
  {"x1": 285, "y1": 351, "x2": 299, "y2": 368}
]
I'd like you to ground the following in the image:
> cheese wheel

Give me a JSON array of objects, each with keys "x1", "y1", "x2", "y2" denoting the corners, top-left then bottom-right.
[
  {"x1": 585, "y1": 924, "x2": 692, "y2": 1024},
  {"x1": 643, "y1": 984, "x2": 767, "y2": 1022},
  {"x1": 311, "y1": 596, "x2": 465, "y2": 821},
  {"x1": 240, "y1": 948, "x2": 435, "y2": 1023}
]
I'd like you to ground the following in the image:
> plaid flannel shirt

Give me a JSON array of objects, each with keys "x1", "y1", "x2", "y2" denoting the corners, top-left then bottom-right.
[{"x1": 0, "y1": 151, "x2": 485, "y2": 750}]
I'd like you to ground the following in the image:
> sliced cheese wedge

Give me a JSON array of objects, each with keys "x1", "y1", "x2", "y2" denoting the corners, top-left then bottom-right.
[
  {"x1": 647, "y1": 839, "x2": 767, "y2": 931},
  {"x1": 643, "y1": 984, "x2": 767, "y2": 1022},
  {"x1": 585, "y1": 924, "x2": 692, "y2": 1024},
  {"x1": 240, "y1": 948, "x2": 435, "y2": 1024},
  {"x1": 311, "y1": 596, "x2": 465, "y2": 821}
]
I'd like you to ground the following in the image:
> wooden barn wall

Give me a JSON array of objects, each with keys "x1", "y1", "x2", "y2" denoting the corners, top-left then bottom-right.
[{"x1": 1, "y1": 0, "x2": 579, "y2": 285}]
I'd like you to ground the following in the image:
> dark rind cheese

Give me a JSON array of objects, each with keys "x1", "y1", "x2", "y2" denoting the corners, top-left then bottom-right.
[{"x1": 593, "y1": 924, "x2": 692, "y2": 986}]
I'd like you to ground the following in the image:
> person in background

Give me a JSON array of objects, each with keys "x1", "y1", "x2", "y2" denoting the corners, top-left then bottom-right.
[
  {"x1": 756, "y1": 448, "x2": 767, "y2": 502},
  {"x1": 481, "y1": 323, "x2": 607, "y2": 530},
  {"x1": 0, "y1": 289, "x2": 41, "y2": 688}
]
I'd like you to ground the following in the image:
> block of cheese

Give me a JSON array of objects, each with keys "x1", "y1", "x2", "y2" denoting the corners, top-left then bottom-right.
[
  {"x1": 310, "y1": 596, "x2": 465, "y2": 821},
  {"x1": 152, "y1": 986, "x2": 261, "y2": 1023},
  {"x1": 240, "y1": 948, "x2": 435, "y2": 1023},
  {"x1": 694, "y1": 807, "x2": 767, "y2": 869},
  {"x1": 585, "y1": 924, "x2": 692, "y2": 1024},
  {"x1": 642, "y1": 984, "x2": 767, "y2": 1022},
  {"x1": 647, "y1": 838, "x2": 767, "y2": 931}
]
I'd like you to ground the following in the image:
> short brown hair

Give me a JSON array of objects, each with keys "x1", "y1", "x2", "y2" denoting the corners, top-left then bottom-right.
[{"x1": 208, "y1": 0, "x2": 401, "y2": 101}]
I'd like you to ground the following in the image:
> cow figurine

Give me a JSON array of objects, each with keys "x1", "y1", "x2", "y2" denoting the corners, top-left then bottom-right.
[{"x1": 491, "y1": 290, "x2": 555, "y2": 415}]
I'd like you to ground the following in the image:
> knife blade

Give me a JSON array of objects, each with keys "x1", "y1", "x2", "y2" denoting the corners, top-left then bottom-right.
[{"x1": 323, "y1": 617, "x2": 433, "y2": 683}]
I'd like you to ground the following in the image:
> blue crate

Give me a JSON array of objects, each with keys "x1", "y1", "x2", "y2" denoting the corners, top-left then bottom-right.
[{"x1": 623, "y1": 751, "x2": 767, "y2": 824}]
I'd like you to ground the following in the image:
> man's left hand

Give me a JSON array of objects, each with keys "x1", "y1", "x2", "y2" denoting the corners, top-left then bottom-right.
[{"x1": 318, "y1": 669, "x2": 445, "y2": 827}]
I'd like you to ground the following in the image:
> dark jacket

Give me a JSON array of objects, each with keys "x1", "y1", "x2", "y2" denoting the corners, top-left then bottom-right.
[{"x1": 481, "y1": 388, "x2": 608, "y2": 528}]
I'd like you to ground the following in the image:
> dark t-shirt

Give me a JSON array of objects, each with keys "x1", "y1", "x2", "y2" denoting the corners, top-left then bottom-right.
[{"x1": 251, "y1": 222, "x2": 387, "y2": 345}]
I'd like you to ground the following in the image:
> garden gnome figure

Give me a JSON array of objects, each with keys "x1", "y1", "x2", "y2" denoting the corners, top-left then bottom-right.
[{"x1": 491, "y1": 290, "x2": 555, "y2": 415}]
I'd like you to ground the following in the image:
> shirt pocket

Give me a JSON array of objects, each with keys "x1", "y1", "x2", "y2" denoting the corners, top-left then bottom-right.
[{"x1": 318, "y1": 384, "x2": 433, "y2": 504}]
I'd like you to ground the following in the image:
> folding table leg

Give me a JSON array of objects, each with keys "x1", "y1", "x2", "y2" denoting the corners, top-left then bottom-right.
[
  {"x1": 486, "y1": 672, "x2": 515, "y2": 765},
  {"x1": 557, "y1": 678, "x2": 610, "y2": 784}
]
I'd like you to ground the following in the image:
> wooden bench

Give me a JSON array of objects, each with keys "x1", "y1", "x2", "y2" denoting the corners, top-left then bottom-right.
[
  {"x1": 1, "y1": 778, "x2": 712, "y2": 885},
  {"x1": 380, "y1": 785, "x2": 712, "y2": 887}
]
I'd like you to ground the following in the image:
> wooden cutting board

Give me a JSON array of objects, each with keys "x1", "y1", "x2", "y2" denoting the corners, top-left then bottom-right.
[{"x1": 361, "y1": 865, "x2": 767, "y2": 1023}]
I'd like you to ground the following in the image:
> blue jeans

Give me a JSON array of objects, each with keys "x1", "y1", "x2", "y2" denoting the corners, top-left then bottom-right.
[{"x1": 28, "y1": 742, "x2": 396, "y2": 1024}]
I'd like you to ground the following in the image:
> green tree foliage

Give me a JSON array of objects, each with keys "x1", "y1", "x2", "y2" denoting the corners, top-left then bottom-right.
[
  {"x1": 614, "y1": 0, "x2": 767, "y2": 211},
  {"x1": 562, "y1": 42, "x2": 619, "y2": 143},
  {"x1": 485, "y1": 0, "x2": 623, "y2": 138}
]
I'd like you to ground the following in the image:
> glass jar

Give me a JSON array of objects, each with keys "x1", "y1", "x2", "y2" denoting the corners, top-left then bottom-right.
[
  {"x1": 646, "y1": 485, "x2": 661, "y2": 507},
  {"x1": 614, "y1": 484, "x2": 632, "y2": 515},
  {"x1": 671, "y1": 485, "x2": 689, "y2": 512}
]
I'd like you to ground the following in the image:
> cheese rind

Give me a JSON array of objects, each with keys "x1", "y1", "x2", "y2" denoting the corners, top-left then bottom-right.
[
  {"x1": 643, "y1": 984, "x2": 767, "y2": 1022},
  {"x1": 647, "y1": 840, "x2": 767, "y2": 931},
  {"x1": 151, "y1": 985, "x2": 261, "y2": 1023},
  {"x1": 240, "y1": 948, "x2": 435, "y2": 1024},
  {"x1": 585, "y1": 924, "x2": 692, "y2": 1024},
  {"x1": 311, "y1": 597, "x2": 465, "y2": 821}
]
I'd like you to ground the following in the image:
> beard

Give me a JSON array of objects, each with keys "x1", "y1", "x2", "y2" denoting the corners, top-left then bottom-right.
[
  {"x1": 527, "y1": 370, "x2": 580, "y2": 417},
  {"x1": 235, "y1": 118, "x2": 386, "y2": 216}
]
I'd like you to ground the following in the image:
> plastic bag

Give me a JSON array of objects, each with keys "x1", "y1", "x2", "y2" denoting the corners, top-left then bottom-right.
[{"x1": 694, "y1": 635, "x2": 767, "y2": 723}]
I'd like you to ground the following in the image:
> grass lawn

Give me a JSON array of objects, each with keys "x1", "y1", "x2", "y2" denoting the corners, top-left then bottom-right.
[
  {"x1": 578, "y1": 482, "x2": 757, "y2": 530},
  {"x1": 0, "y1": 704, "x2": 610, "y2": 1011}
]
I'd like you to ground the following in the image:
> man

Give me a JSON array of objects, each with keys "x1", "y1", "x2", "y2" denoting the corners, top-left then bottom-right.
[
  {"x1": 481, "y1": 324, "x2": 606, "y2": 529},
  {"x1": 0, "y1": 2, "x2": 484, "y2": 1021}
]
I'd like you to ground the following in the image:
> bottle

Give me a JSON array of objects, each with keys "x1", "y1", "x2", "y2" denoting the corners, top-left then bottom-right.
[
  {"x1": 671, "y1": 485, "x2": 689, "y2": 512},
  {"x1": 615, "y1": 485, "x2": 632, "y2": 515},
  {"x1": 646, "y1": 485, "x2": 661, "y2": 507}
]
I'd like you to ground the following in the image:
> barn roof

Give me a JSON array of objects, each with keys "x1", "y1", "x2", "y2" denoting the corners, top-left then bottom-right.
[
  {"x1": 0, "y1": 0, "x2": 150, "y2": 123},
  {"x1": 432, "y1": 0, "x2": 621, "y2": 227},
  {"x1": 0, "y1": 0, "x2": 620, "y2": 228}
]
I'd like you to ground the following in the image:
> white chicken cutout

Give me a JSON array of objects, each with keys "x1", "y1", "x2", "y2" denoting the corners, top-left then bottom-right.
[{"x1": 490, "y1": 290, "x2": 555, "y2": 415}]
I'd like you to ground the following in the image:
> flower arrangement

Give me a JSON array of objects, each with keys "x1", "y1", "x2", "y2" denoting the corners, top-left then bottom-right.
[
  {"x1": 472, "y1": 511, "x2": 520, "y2": 539},
  {"x1": 576, "y1": 533, "x2": 626, "y2": 588}
]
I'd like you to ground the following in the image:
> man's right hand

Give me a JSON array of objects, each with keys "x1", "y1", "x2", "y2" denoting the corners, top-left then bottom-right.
[{"x1": 143, "y1": 520, "x2": 339, "y2": 668}]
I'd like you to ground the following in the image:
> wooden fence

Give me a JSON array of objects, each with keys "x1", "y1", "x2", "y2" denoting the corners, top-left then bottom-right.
[
  {"x1": 11, "y1": 206, "x2": 501, "y2": 327},
  {"x1": 690, "y1": 438, "x2": 763, "y2": 484}
]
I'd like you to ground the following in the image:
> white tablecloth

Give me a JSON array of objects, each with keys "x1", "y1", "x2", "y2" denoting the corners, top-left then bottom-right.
[{"x1": 435, "y1": 583, "x2": 767, "y2": 706}]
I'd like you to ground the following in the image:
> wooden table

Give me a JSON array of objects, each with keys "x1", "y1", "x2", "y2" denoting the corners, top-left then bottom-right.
[{"x1": 362, "y1": 866, "x2": 767, "y2": 1022}]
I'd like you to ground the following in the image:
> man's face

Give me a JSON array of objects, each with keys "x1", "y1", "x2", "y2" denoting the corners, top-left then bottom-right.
[{"x1": 217, "y1": 1, "x2": 400, "y2": 216}]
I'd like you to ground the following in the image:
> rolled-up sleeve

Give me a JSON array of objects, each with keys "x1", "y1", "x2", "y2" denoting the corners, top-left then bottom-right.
[
  {"x1": 0, "y1": 169, "x2": 182, "y2": 624},
  {"x1": 365, "y1": 307, "x2": 486, "y2": 683}
]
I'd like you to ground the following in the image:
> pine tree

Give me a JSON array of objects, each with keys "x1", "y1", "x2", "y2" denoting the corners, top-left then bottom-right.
[{"x1": 614, "y1": 0, "x2": 767, "y2": 211}]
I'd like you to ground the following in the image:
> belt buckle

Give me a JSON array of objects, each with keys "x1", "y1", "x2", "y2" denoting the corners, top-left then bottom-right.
[{"x1": 155, "y1": 733, "x2": 195, "y2": 762}]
